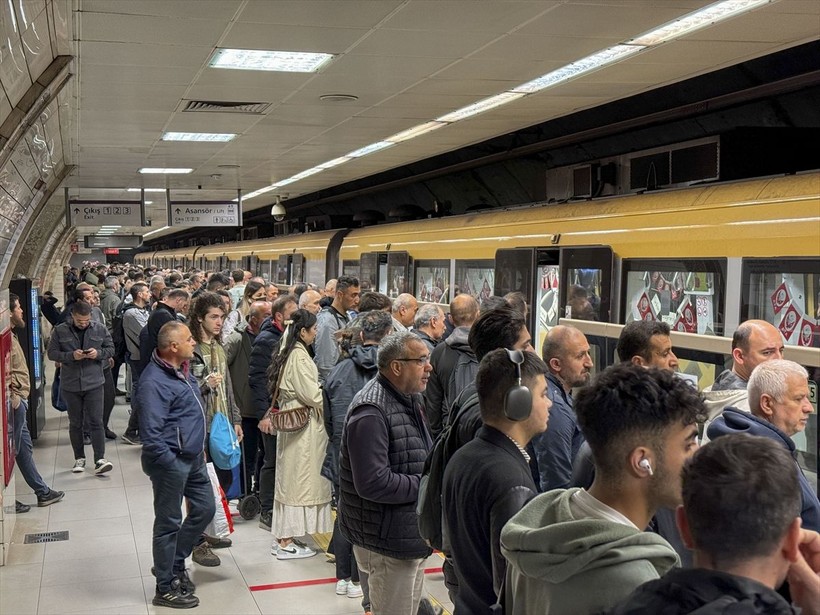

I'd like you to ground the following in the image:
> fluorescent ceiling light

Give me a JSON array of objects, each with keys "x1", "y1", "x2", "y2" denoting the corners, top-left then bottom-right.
[
  {"x1": 127, "y1": 188, "x2": 166, "y2": 192},
  {"x1": 143, "y1": 225, "x2": 170, "y2": 238},
  {"x1": 346, "y1": 141, "x2": 394, "y2": 158},
  {"x1": 436, "y1": 92, "x2": 525, "y2": 123},
  {"x1": 288, "y1": 167, "x2": 324, "y2": 181},
  {"x1": 139, "y1": 168, "x2": 193, "y2": 174},
  {"x1": 631, "y1": 0, "x2": 771, "y2": 46},
  {"x1": 210, "y1": 48, "x2": 335, "y2": 72},
  {"x1": 317, "y1": 156, "x2": 353, "y2": 170},
  {"x1": 386, "y1": 121, "x2": 448, "y2": 143},
  {"x1": 162, "y1": 132, "x2": 236, "y2": 142},
  {"x1": 512, "y1": 44, "x2": 644, "y2": 94},
  {"x1": 243, "y1": 185, "x2": 277, "y2": 200}
]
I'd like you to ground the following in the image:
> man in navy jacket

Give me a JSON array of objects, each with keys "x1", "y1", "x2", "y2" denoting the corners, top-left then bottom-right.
[
  {"x1": 137, "y1": 321, "x2": 214, "y2": 609},
  {"x1": 707, "y1": 359, "x2": 818, "y2": 532}
]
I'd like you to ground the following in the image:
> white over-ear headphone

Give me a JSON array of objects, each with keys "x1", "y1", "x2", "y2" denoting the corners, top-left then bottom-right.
[{"x1": 639, "y1": 458, "x2": 653, "y2": 475}]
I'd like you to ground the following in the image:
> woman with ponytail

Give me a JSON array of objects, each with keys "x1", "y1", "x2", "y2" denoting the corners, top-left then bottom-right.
[{"x1": 265, "y1": 308, "x2": 332, "y2": 559}]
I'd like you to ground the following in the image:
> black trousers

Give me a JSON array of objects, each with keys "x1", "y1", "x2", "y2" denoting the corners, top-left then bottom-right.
[
  {"x1": 63, "y1": 385, "x2": 105, "y2": 461},
  {"x1": 258, "y1": 431, "x2": 278, "y2": 514}
]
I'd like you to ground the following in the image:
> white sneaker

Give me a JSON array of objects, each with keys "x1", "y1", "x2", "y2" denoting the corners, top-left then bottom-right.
[
  {"x1": 72, "y1": 458, "x2": 86, "y2": 473},
  {"x1": 270, "y1": 543, "x2": 279, "y2": 556},
  {"x1": 276, "y1": 542, "x2": 316, "y2": 560},
  {"x1": 335, "y1": 579, "x2": 349, "y2": 595},
  {"x1": 347, "y1": 582, "x2": 363, "y2": 598},
  {"x1": 94, "y1": 459, "x2": 113, "y2": 475}
]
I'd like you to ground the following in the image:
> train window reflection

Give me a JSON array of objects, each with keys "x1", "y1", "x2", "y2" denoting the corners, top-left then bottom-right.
[
  {"x1": 416, "y1": 260, "x2": 449, "y2": 304},
  {"x1": 742, "y1": 258, "x2": 819, "y2": 348},
  {"x1": 565, "y1": 268, "x2": 602, "y2": 322},
  {"x1": 622, "y1": 259, "x2": 726, "y2": 336},
  {"x1": 342, "y1": 259, "x2": 360, "y2": 283},
  {"x1": 454, "y1": 259, "x2": 493, "y2": 305}
]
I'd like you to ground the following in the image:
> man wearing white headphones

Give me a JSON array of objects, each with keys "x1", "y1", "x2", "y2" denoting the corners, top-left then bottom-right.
[
  {"x1": 442, "y1": 348, "x2": 550, "y2": 614},
  {"x1": 501, "y1": 364, "x2": 706, "y2": 615}
]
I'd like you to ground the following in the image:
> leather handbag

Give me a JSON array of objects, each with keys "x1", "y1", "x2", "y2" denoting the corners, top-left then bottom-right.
[{"x1": 267, "y1": 363, "x2": 311, "y2": 434}]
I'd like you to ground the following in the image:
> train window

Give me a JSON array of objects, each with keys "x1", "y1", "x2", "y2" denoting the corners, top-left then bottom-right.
[
  {"x1": 560, "y1": 246, "x2": 614, "y2": 326},
  {"x1": 341, "y1": 260, "x2": 360, "y2": 282},
  {"x1": 292, "y1": 253, "x2": 304, "y2": 283},
  {"x1": 276, "y1": 255, "x2": 291, "y2": 285},
  {"x1": 455, "y1": 259, "x2": 494, "y2": 305},
  {"x1": 621, "y1": 258, "x2": 726, "y2": 337},
  {"x1": 359, "y1": 253, "x2": 377, "y2": 292},
  {"x1": 415, "y1": 260, "x2": 450, "y2": 304},
  {"x1": 741, "y1": 258, "x2": 819, "y2": 348},
  {"x1": 387, "y1": 252, "x2": 412, "y2": 298}
]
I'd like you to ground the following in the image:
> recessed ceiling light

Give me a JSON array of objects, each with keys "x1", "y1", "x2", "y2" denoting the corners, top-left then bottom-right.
[
  {"x1": 143, "y1": 225, "x2": 170, "y2": 238},
  {"x1": 436, "y1": 92, "x2": 525, "y2": 123},
  {"x1": 346, "y1": 141, "x2": 394, "y2": 158},
  {"x1": 127, "y1": 188, "x2": 166, "y2": 192},
  {"x1": 386, "y1": 121, "x2": 448, "y2": 143},
  {"x1": 138, "y1": 168, "x2": 193, "y2": 174},
  {"x1": 217, "y1": 164, "x2": 241, "y2": 169},
  {"x1": 162, "y1": 132, "x2": 236, "y2": 142},
  {"x1": 210, "y1": 49, "x2": 335, "y2": 72},
  {"x1": 317, "y1": 156, "x2": 353, "y2": 170}
]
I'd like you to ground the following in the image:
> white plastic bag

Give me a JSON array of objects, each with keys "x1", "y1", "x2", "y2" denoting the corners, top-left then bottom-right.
[{"x1": 205, "y1": 462, "x2": 233, "y2": 538}]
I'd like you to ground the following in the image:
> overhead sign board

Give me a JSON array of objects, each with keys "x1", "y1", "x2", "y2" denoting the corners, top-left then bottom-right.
[
  {"x1": 169, "y1": 201, "x2": 241, "y2": 227},
  {"x1": 84, "y1": 235, "x2": 142, "y2": 249},
  {"x1": 69, "y1": 203, "x2": 144, "y2": 227},
  {"x1": 102, "y1": 248, "x2": 120, "y2": 255}
]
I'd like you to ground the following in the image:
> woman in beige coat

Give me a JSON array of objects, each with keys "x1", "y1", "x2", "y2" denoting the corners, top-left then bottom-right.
[{"x1": 265, "y1": 309, "x2": 332, "y2": 560}]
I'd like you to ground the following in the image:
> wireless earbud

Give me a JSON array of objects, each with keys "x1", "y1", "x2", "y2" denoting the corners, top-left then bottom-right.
[{"x1": 639, "y1": 458, "x2": 653, "y2": 476}]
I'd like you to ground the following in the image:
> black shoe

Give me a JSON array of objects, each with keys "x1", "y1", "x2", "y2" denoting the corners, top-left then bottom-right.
[
  {"x1": 105, "y1": 429, "x2": 117, "y2": 440},
  {"x1": 259, "y1": 510, "x2": 272, "y2": 530},
  {"x1": 37, "y1": 489, "x2": 65, "y2": 507},
  {"x1": 15, "y1": 500, "x2": 31, "y2": 514},
  {"x1": 115, "y1": 388, "x2": 127, "y2": 396},
  {"x1": 121, "y1": 433, "x2": 141, "y2": 445},
  {"x1": 83, "y1": 433, "x2": 92, "y2": 445},
  {"x1": 152, "y1": 579, "x2": 199, "y2": 609},
  {"x1": 151, "y1": 567, "x2": 197, "y2": 594}
]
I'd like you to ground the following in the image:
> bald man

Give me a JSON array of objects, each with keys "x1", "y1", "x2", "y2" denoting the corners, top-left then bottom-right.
[
  {"x1": 425, "y1": 294, "x2": 480, "y2": 438},
  {"x1": 298, "y1": 289, "x2": 322, "y2": 315},
  {"x1": 702, "y1": 319, "x2": 784, "y2": 440},
  {"x1": 392, "y1": 293, "x2": 419, "y2": 332},
  {"x1": 531, "y1": 325, "x2": 593, "y2": 491}
]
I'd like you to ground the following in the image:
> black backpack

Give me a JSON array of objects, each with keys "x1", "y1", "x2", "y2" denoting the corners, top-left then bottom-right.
[
  {"x1": 111, "y1": 302, "x2": 136, "y2": 361},
  {"x1": 416, "y1": 387, "x2": 479, "y2": 551}
]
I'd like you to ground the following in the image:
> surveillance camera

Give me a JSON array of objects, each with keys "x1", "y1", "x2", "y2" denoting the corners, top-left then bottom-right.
[{"x1": 271, "y1": 202, "x2": 286, "y2": 221}]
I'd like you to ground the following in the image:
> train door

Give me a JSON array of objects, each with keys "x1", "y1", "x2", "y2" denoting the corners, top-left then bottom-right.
[
  {"x1": 495, "y1": 246, "x2": 614, "y2": 360},
  {"x1": 291, "y1": 253, "x2": 304, "y2": 283},
  {"x1": 358, "y1": 251, "x2": 412, "y2": 298},
  {"x1": 276, "y1": 255, "x2": 292, "y2": 286},
  {"x1": 243, "y1": 255, "x2": 258, "y2": 275}
]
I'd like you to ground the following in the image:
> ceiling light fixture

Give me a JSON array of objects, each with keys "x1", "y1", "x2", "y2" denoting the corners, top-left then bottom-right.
[
  {"x1": 162, "y1": 132, "x2": 236, "y2": 142},
  {"x1": 241, "y1": 0, "x2": 768, "y2": 199},
  {"x1": 209, "y1": 49, "x2": 335, "y2": 72},
  {"x1": 143, "y1": 225, "x2": 171, "y2": 238},
  {"x1": 630, "y1": 0, "x2": 771, "y2": 46},
  {"x1": 138, "y1": 168, "x2": 193, "y2": 174},
  {"x1": 127, "y1": 188, "x2": 166, "y2": 192}
]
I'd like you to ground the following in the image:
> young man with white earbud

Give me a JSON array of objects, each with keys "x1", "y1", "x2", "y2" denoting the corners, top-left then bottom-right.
[
  {"x1": 442, "y1": 348, "x2": 550, "y2": 614},
  {"x1": 500, "y1": 363, "x2": 706, "y2": 615}
]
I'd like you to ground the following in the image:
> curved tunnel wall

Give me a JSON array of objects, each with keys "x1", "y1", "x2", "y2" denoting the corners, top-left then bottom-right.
[{"x1": 0, "y1": 0, "x2": 74, "y2": 289}]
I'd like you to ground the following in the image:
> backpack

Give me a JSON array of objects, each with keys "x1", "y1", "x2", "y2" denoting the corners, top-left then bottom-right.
[
  {"x1": 443, "y1": 350, "x2": 478, "y2": 421},
  {"x1": 417, "y1": 387, "x2": 479, "y2": 551},
  {"x1": 111, "y1": 302, "x2": 137, "y2": 361}
]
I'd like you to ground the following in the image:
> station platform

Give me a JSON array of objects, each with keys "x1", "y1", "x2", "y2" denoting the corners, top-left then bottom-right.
[{"x1": 0, "y1": 379, "x2": 453, "y2": 615}]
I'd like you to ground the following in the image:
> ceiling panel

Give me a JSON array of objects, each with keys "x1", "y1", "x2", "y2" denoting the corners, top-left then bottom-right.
[
  {"x1": 220, "y1": 22, "x2": 369, "y2": 53},
  {"x1": 348, "y1": 27, "x2": 501, "y2": 59},
  {"x1": 80, "y1": 41, "x2": 212, "y2": 68},
  {"x1": 81, "y1": 11, "x2": 227, "y2": 46},
  {"x1": 381, "y1": 0, "x2": 556, "y2": 32},
  {"x1": 80, "y1": 64, "x2": 200, "y2": 85},
  {"x1": 81, "y1": 0, "x2": 243, "y2": 20},
  {"x1": 236, "y1": 1, "x2": 404, "y2": 28}
]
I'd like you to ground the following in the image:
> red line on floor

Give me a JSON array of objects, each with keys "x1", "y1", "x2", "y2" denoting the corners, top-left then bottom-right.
[{"x1": 249, "y1": 567, "x2": 444, "y2": 592}]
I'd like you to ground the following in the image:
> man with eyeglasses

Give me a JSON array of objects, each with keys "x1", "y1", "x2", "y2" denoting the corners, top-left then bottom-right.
[{"x1": 338, "y1": 331, "x2": 434, "y2": 615}]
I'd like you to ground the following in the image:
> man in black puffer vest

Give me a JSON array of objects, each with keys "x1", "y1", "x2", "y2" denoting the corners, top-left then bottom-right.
[{"x1": 339, "y1": 331, "x2": 434, "y2": 615}]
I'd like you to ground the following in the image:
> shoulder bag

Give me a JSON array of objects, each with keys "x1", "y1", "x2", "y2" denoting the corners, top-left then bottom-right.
[{"x1": 266, "y1": 359, "x2": 311, "y2": 434}]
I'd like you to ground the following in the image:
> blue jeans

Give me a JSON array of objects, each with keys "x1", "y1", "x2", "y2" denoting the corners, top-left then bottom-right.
[
  {"x1": 13, "y1": 401, "x2": 49, "y2": 498},
  {"x1": 142, "y1": 454, "x2": 215, "y2": 592}
]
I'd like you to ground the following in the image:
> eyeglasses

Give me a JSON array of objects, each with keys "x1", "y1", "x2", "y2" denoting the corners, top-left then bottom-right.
[{"x1": 395, "y1": 355, "x2": 431, "y2": 366}]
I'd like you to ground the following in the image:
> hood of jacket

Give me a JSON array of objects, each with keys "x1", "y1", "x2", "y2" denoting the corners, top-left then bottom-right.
[
  {"x1": 706, "y1": 408, "x2": 795, "y2": 454},
  {"x1": 501, "y1": 488, "x2": 678, "y2": 585},
  {"x1": 349, "y1": 343, "x2": 379, "y2": 371},
  {"x1": 444, "y1": 325, "x2": 472, "y2": 352}
]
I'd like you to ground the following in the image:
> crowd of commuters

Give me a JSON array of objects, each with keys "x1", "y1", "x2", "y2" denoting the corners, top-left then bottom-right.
[{"x1": 15, "y1": 260, "x2": 818, "y2": 613}]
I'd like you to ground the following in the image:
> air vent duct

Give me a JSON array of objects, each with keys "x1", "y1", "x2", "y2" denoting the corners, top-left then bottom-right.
[{"x1": 182, "y1": 100, "x2": 271, "y2": 114}]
